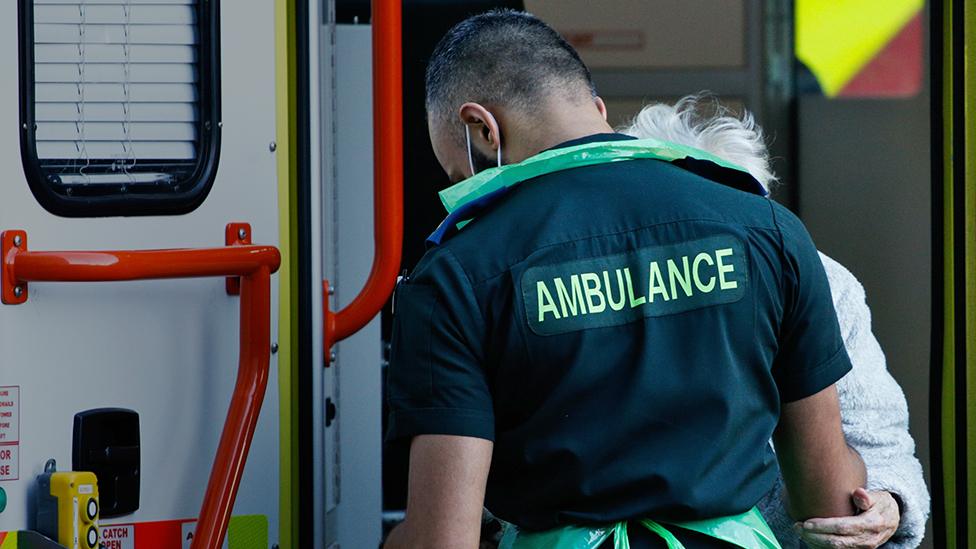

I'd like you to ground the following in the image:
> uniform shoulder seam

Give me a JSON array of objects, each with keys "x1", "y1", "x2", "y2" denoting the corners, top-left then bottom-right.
[
  {"x1": 766, "y1": 200, "x2": 790, "y2": 306},
  {"x1": 767, "y1": 199, "x2": 786, "y2": 252}
]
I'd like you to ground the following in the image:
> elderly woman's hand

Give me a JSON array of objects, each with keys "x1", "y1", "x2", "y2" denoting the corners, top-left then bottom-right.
[{"x1": 794, "y1": 488, "x2": 900, "y2": 548}]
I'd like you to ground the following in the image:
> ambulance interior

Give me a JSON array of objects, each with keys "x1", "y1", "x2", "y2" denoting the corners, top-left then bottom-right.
[{"x1": 0, "y1": 0, "x2": 959, "y2": 548}]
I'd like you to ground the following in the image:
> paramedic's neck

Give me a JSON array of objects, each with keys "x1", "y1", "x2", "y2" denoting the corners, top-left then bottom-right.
[{"x1": 503, "y1": 96, "x2": 615, "y2": 163}]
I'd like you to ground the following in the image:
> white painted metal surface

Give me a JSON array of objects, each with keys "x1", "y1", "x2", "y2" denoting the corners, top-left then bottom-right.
[
  {"x1": 321, "y1": 22, "x2": 383, "y2": 549},
  {"x1": 0, "y1": 1, "x2": 281, "y2": 544},
  {"x1": 309, "y1": 0, "x2": 327, "y2": 547}
]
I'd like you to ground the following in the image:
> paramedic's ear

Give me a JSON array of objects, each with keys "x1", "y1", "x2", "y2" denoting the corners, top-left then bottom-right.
[
  {"x1": 459, "y1": 102, "x2": 501, "y2": 152},
  {"x1": 595, "y1": 96, "x2": 608, "y2": 121}
]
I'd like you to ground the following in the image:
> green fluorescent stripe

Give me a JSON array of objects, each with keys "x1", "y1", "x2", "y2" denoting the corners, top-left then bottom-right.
[
  {"x1": 941, "y1": 1, "x2": 957, "y2": 546},
  {"x1": 437, "y1": 138, "x2": 752, "y2": 214},
  {"x1": 964, "y1": 0, "x2": 976, "y2": 545},
  {"x1": 944, "y1": 0, "x2": 955, "y2": 543},
  {"x1": 275, "y1": 0, "x2": 299, "y2": 546},
  {"x1": 943, "y1": 1, "x2": 957, "y2": 546},
  {"x1": 228, "y1": 515, "x2": 270, "y2": 549}
]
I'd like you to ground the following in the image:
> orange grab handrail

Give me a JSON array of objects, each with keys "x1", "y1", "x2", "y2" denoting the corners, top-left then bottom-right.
[
  {"x1": 323, "y1": 0, "x2": 403, "y2": 356},
  {"x1": 1, "y1": 230, "x2": 280, "y2": 549}
]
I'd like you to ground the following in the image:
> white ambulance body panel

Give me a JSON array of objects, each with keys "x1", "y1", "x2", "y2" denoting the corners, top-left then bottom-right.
[{"x1": 0, "y1": 1, "x2": 281, "y2": 545}]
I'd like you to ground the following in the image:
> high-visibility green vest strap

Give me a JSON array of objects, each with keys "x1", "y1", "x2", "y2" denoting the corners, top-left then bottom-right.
[
  {"x1": 660, "y1": 507, "x2": 782, "y2": 549},
  {"x1": 498, "y1": 522, "x2": 617, "y2": 549},
  {"x1": 427, "y1": 136, "x2": 768, "y2": 246},
  {"x1": 498, "y1": 507, "x2": 781, "y2": 549},
  {"x1": 638, "y1": 520, "x2": 685, "y2": 549},
  {"x1": 437, "y1": 137, "x2": 755, "y2": 215}
]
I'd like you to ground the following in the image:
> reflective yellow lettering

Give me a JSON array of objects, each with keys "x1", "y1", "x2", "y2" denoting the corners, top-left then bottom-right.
[
  {"x1": 715, "y1": 248, "x2": 738, "y2": 290},
  {"x1": 667, "y1": 256, "x2": 693, "y2": 299},
  {"x1": 693, "y1": 253, "x2": 716, "y2": 293},
  {"x1": 537, "y1": 280, "x2": 560, "y2": 322},
  {"x1": 624, "y1": 267, "x2": 646, "y2": 307},
  {"x1": 555, "y1": 274, "x2": 588, "y2": 317},
  {"x1": 648, "y1": 261, "x2": 671, "y2": 302},
  {"x1": 581, "y1": 272, "x2": 606, "y2": 313},
  {"x1": 604, "y1": 269, "x2": 627, "y2": 311}
]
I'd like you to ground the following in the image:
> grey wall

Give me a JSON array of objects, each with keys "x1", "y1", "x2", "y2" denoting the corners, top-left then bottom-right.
[{"x1": 797, "y1": 93, "x2": 932, "y2": 547}]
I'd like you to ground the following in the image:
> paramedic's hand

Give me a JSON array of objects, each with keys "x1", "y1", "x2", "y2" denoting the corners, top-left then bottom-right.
[{"x1": 795, "y1": 488, "x2": 899, "y2": 548}]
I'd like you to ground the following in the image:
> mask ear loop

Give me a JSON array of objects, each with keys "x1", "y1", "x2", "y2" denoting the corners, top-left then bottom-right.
[
  {"x1": 484, "y1": 111, "x2": 502, "y2": 168},
  {"x1": 465, "y1": 124, "x2": 477, "y2": 178},
  {"x1": 465, "y1": 112, "x2": 503, "y2": 178}
]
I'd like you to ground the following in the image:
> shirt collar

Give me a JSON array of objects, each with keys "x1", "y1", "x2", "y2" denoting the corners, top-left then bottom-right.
[{"x1": 427, "y1": 136, "x2": 767, "y2": 247}]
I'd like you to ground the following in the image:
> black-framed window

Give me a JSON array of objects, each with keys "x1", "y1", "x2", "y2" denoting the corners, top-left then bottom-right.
[{"x1": 18, "y1": 0, "x2": 221, "y2": 217}]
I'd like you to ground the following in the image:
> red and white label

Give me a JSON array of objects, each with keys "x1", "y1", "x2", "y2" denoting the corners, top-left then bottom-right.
[
  {"x1": 0, "y1": 446, "x2": 18, "y2": 481},
  {"x1": 0, "y1": 387, "x2": 19, "y2": 442},
  {"x1": 0, "y1": 386, "x2": 19, "y2": 481},
  {"x1": 100, "y1": 524, "x2": 135, "y2": 549},
  {"x1": 181, "y1": 521, "x2": 229, "y2": 549}
]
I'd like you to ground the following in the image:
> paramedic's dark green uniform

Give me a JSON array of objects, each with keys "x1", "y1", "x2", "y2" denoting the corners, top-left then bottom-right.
[{"x1": 386, "y1": 134, "x2": 852, "y2": 537}]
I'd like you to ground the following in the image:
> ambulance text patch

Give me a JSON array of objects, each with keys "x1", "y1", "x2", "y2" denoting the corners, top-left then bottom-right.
[{"x1": 521, "y1": 235, "x2": 748, "y2": 335}]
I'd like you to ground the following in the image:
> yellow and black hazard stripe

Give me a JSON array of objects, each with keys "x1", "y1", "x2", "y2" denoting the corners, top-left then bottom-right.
[{"x1": 931, "y1": 0, "x2": 976, "y2": 546}]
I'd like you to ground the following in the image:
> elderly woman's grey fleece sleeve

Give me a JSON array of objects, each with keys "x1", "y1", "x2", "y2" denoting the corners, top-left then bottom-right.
[{"x1": 758, "y1": 252, "x2": 930, "y2": 548}]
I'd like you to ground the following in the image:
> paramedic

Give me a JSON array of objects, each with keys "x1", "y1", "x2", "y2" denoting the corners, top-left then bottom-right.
[{"x1": 384, "y1": 10, "x2": 865, "y2": 548}]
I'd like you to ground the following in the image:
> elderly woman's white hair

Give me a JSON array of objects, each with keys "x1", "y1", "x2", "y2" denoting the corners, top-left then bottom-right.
[{"x1": 619, "y1": 95, "x2": 777, "y2": 192}]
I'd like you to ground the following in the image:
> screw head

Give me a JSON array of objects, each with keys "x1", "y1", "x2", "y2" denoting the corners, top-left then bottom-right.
[
  {"x1": 328, "y1": 285, "x2": 335, "y2": 296},
  {"x1": 269, "y1": 141, "x2": 277, "y2": 152},
  {"x1": 238, "y1": 228, "x2": 247, "y2": 240},
  {"x1": 271, "y1": 342, "x2": 279, "y2": 354},
  {"x1": 12, "y1": 235, "x2": 22, "y2": 247},
  {"x1": 13, "y1": 286, "x2": 23, "y2": 298},
  {"x1": 329, "y1": 351, "x2": 337, "y2": 363}
]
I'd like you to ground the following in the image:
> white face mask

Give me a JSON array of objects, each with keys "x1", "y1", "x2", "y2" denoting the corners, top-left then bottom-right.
[{"x1": 465, "y1": 111, "x2": 503, "y2": 178}]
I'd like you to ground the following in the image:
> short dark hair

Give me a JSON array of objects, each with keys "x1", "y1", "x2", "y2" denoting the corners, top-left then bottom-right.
[{"x1": 425, "y1": 10, "x2": 596, "y2": 144}]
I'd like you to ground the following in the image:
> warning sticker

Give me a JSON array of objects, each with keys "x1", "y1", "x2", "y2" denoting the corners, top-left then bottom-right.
[
  {"x1": 181, "y1": 521, "x2": 229, "y2": 549},
  {"x1": 93, "y1": 515, "x2": 265, "y2": 549},
  {"x1": 100, "y1": 525, "x2": 135, "y2": 549},
  {"x1": 0, "y1": 386, "x2": 19, "y2": 481},
  {"x1": 0, "y1": 447, "x2": 17, "y2": 482},
  {"x1": 0, "y1": 387, "x2": 19, "y2": 442}
]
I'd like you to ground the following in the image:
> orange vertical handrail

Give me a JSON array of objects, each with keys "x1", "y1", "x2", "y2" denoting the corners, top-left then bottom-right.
[
  {"x1": 323, "y1": 0, "x2": 403, "y2": 357},
  {"x1": 1, "y1": 229, "x2": 281, "y2": 549}
]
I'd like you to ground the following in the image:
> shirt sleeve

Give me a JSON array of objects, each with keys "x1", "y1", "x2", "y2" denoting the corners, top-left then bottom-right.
[
  {"x1": 771, "y1": 203, "x2": 853, "y2": 402},
  {"x1": 385, "y1": 248, "x2": 495, "y2": 442}
]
